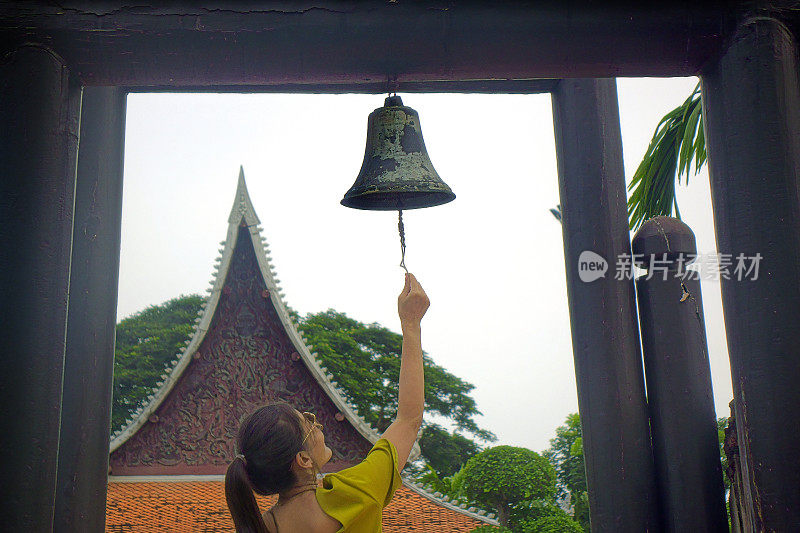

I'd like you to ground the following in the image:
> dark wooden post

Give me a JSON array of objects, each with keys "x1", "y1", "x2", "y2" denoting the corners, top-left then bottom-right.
[
  {"x1": 0, "y1": 44, "x2": 82, "y2": 530},
  {"x1": 552, "y1": 78, "x2": 660, "y2": 532},
  {"x1": 54, "y1": 87, "x2": 127, "y2": 532},
  {"x1": 632, "y1": 217, "x2": 728, "y2": 533},
  {"x1": 700, "y1": 16, "x2": 800, "y2": 531}
]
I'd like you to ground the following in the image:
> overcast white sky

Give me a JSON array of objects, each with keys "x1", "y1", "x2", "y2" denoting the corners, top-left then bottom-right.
[{"x1": 118, "y1": 77, "x2": 732, "y2": 453}]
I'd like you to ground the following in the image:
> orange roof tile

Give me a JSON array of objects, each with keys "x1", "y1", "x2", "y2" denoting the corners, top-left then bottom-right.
[{"x1": 106, "y1": 480, "x2": 485, "y2": 532}]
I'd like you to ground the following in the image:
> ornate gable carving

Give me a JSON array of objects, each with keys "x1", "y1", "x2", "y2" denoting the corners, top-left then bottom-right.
[{"x1": 109, "y1": 225, "x2": 372, "y2": 475}]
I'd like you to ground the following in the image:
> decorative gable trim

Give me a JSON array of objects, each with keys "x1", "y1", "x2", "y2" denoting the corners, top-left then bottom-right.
[{"x1": 111, "y1": 167, "x2": 403, "y2": 455}]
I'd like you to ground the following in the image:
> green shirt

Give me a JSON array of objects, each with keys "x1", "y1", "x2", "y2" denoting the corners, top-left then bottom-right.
[{"x1": 315, "y1": 438, "x2": 402, "y2": 532}]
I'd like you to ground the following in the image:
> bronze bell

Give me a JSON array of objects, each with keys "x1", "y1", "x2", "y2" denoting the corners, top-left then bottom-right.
[{"x1": 341, "y1": 96, "x2": 455, "y2": 210}]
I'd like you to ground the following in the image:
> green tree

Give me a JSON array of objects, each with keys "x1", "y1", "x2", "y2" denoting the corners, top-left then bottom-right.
[
  {"x1": 459, "y1": 446, "x2": 556, "y2": 527},
  {"x1": 112, "y1": 294, "x2": 205, "y2": 430},
  {"x1": 544, "y1": 413, "x2": 590, "y2": 532},
  {"x1": 415, "y1": 463, "x2": 456, "y2": 496},
  {"x1": 299, "y1": 309, "x2": 496, "y2": 471},
  {"x1": 718, "y1": 416, "x2": 731, "y2": 491},
  {"x1": 519, "y1": 512, "x2": 585, "y2": 533},
  {"x1": 418, "y1": 423, "x2": 482, "y2": 477},
  {"x1": 510, "y1": 500, "x2": 574, "y2": 532}
]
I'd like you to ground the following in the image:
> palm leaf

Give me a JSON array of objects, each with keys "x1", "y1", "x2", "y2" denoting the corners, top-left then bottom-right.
[
  {"x1": 678, "y1": 99, "x2": 702, "y2": 182},
  {"x1": 694, "y1": 113, "x2": 707, "y2": 171},
  {"x1": 627, "y1": 83, "x2": 706, "y2": 230},
  {"x1": 550, "y1": 204, "x2": 562, "y2": 223}
]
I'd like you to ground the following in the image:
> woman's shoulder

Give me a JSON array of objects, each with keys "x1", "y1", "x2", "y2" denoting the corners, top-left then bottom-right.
[
  {"x1": 359, "y1": 438, "x2": 399, "y2": 469},
  {"x1": 323, "y1": 439, "x2": 399, "y2": 488},
  {"x1": 314, "y1": 438, "x2": 402, "y2": 530}
]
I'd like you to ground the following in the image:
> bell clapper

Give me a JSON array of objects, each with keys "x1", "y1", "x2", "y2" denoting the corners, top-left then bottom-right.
[{"x1": 398, "y1": 209, "x2": 408, "y2": 274}]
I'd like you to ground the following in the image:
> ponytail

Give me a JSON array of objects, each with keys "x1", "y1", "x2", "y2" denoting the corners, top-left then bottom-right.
[
  {"x1": 226, "y1": 404, "x2": 308, "y2": 531},
  {"x1": 225, "y1": 456, "x2": 268, "y2": 533}
]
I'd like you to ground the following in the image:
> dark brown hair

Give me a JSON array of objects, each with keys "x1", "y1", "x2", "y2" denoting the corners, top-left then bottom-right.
[{"x1": 225, "y1": 403, "x2": 306, "y2": 533}]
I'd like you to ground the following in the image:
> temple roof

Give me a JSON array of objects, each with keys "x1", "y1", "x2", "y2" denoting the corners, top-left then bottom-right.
[
  {"x1": 110, "y1": 167, "x2": 383, "y2": 454},
  {"x1": 107, "y1": 167, "x2": 496, "y2": 525},
  {"x1": 106, "y1": 479, "x2": 490, "y2": 532}
]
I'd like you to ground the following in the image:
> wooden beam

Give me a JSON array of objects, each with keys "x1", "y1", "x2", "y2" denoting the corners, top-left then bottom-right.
[
  {"x1": 55, "y1": 87, "x2": 127, "y2": 533},
  {"x1": 632, "y1": 218, "x2": 728, "y2": 532},
  {"x1": 0, "y1": 2, "x2": 736, "y2": 86},
  {"x1": 125, "y1": 79, "x2": 560, "y2": 94},
  {"x1": 701, "y1": 16, "x2": 800, "y2": 531},
  {"x1": 552, "y1": 78, "x2": 659, "y2": 531},
  {"x1": 0, "y1": 44, "x2": 81, "y2": 531}
]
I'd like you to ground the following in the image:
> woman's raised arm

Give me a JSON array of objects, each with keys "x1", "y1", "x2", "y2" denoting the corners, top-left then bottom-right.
[{"x1": 381, "y1": 273, "x2": 429, "y2": 470}]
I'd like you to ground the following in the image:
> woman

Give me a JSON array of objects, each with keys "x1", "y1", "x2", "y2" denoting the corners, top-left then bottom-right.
[{"x1": 225, "y1": 273, "x2": 430, "y2": 532}]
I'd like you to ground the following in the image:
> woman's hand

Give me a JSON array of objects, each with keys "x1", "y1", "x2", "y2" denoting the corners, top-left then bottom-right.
[
  {"x1": 397, "y1": 273, "x2": 430, "y2": 326},
  {"x1": 386, "y1": 273, "x2": 428, "y2": 470}
]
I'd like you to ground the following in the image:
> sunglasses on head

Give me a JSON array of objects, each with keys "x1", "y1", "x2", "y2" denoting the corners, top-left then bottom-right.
[{"x1": 301, "y1": 412, "x2": 323, "y2": 445}]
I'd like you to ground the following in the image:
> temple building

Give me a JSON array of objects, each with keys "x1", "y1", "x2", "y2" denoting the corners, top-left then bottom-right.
[{"x1": 105, "y1": 168, "x2": 496, "y2": 532}]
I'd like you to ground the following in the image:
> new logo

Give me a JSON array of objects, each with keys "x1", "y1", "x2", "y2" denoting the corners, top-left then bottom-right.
[{"x1": 578, "y1": 251, "x2": 608, "y2": 282}]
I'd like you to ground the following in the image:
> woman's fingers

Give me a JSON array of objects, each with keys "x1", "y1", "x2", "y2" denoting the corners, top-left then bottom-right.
[
  {"x1": 408, "y1": 274, "x2": 426, "y2": 299},
  {"x1": 399, "y1": 274, "x2": 411, "y2": 303},
  {"x1": 401, "y1": 273, "x2": 423, "y2": 299}
]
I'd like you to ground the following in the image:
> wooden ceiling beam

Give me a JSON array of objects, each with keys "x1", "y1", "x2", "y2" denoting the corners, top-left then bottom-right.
[
  {"x1": 124, "y1": 79, "x2": 560, "y2": 94},
  {"x1": 0, "y1": 1, "x2": 742, "y2": 87}
]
